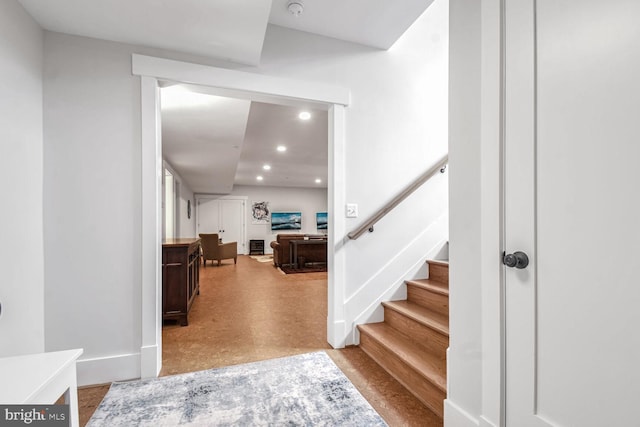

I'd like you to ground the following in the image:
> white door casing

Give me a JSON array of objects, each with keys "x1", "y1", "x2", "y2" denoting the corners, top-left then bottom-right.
[
  {"x1": 163, "y1": 169, "x2": 175, "y2": 239},
  {"x1": 135, "y1": 55, "x2": 350, "y2": 378},
  {"x1": 503, "y1": 1, "x2": 640, "y2": 426}
]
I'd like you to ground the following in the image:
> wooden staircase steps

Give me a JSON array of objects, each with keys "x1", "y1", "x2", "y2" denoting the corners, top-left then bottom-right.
[
  {"x1": 382, "y1": 301, "x2": 449, "y2": 354},
  {"x1": 406, "y1": 279, "x2": 449, "y2": 317},
  {"x1": 424, "y1": 260, "x2": 449, "y2": 286},
  {"x1": 358, "y1": 259, "x2": 449, "y2": 419}
]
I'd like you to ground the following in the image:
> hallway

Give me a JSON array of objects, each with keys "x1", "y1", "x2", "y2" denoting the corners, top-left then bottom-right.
[{"x1": 79, "y1": 255, "x2": 441, "y2": 426}]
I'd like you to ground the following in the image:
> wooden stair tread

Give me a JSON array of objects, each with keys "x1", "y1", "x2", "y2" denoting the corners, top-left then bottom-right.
[
  {"x1": 383, "y1": 300, "x2": 449, "y2": 336},
  {"x1": 406, "y1": 279, "x2": 449, "y2": 296},
  {"x1": 358, "y1": 322, "x2": 446, "y2": 392},
  {"x1": 426, "y1": 259, "x2": 449, "y2": 267}
]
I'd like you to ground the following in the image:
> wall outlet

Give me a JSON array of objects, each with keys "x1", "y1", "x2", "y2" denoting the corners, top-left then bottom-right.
[{"x1": 346, "y1": 203, "x2": 358, "y2": 218}]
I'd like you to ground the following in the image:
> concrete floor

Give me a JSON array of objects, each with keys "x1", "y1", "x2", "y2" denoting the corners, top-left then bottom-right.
[{"x1": 78, "y1": 255, "x2": 441, "y2": 426}]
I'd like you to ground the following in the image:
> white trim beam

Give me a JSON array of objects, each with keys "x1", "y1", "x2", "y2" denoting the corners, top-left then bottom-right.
[{"x1": 132, "y1": 54, "x2": 350, "y2": 107}]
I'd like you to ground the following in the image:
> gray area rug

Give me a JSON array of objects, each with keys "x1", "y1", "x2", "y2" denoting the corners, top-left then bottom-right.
[{"x1": 87, "y1": 351, "x2": 387, "y2": 426}]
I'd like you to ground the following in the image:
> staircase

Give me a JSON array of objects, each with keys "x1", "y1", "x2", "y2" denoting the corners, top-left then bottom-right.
[{"x1": 357, "y1": 260, "x2": 449, "y2": 418}]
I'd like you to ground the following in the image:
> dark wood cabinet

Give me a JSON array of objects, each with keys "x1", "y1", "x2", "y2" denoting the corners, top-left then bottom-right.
[{"x1": 162, "y1": 238, "x2": 201, "y2": 326}]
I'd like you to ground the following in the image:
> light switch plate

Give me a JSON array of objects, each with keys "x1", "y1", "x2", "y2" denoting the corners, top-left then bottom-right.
[{"x1": 346, "y1": 203, "x2": 358, "y2": 218}]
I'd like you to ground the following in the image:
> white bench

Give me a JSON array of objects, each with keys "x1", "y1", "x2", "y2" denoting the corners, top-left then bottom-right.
[{"x1": 0, "y1": 349, "x2": 83, "y2": 427}]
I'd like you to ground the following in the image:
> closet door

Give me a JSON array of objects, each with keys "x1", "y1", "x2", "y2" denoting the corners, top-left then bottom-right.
[
  {"x1": 196, "y1": 198, "x2": 246, "y2": 253},
  {"x1": 196, "y1": 198, "x2": 222, "y2": 234},
  {"x1": 503, "y1": 0, "x2": 640, "y2": 425},
  {"x1": 219, "y1": 199, "x2": 244, "y2": 251}
]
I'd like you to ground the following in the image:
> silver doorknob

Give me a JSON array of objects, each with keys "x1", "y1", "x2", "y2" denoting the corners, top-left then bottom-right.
[{"x1": 503, "y1": 251, "x2": 529, "y2": 269}]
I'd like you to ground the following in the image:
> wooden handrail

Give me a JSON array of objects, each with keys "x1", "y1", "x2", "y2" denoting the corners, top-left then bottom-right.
[{"x1": 347, "y1": 155, "x2": 448, "y2": 240}]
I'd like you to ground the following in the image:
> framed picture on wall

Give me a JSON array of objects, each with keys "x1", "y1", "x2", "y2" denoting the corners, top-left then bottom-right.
[
  {"x1": 271, "y1": 212, "x2": 302, "y2": 230},
  {"x1": 251, "y1": 201, "x2": 270, "y2": 224},
  {"x1": 316, "y1": 212, "x2": 327, "y2": 230}
]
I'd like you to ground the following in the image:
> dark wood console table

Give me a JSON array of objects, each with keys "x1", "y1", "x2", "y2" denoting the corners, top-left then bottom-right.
[
  {"x1": 162, "y1": 238, "x2": 201, "y2": 326},
  {"x1": 289, "y1": 239, "x2": 328, "y2": 268}
]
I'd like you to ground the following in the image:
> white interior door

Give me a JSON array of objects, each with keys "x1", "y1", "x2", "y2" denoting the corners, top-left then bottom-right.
[
  {"x1": 504, "y1": 1, "x2": 640, "y2": 426},
  {"x1": 196, "y1": 197, "x2": 245, "y2": 253},
  {"x1": 197, "y1": 198, "x2": 222, "y2": 234},
  {"x1": 219, "y1": 199, "x2": 245, "y2": 252}
]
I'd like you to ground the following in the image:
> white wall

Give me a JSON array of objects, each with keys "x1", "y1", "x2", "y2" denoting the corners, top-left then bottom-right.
[
  {"x1": 41, "y1": 0, "x2": 449, "y2": 383},
  {"x1": 163, "y1": 161, "x2": 196, "y2": 238},
  {"x1": 0, "y1": 0, "x2": 45, "y2": 357},
  {"x1": 227, "y1": 185, "x2": 328, "y2": 253},
  {"x1": 43, "y1": 33, "x2": 144, "y2": 382}
]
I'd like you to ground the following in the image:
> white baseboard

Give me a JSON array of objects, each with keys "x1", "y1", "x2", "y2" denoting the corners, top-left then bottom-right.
[
  {"x1": 140, "y1": 344, "x2": 161, "y2": 379},
  {"x1": 444, "y1": 399, "x2": 480, "y2": 427},
  {"x1": 77, "y1": 352, "x2": 141, "y2": 387},
  {"x1": 327, "y1": 319, "x2": 346, "y2": 349}
]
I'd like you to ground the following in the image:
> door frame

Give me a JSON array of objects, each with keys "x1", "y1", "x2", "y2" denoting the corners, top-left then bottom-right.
[
  {"x1": 133, "y1": 54, "x2": 350, "y2": 378},
  {"x1": 479, "y1": 0, "x2": 507, "y2": 425},
  {"x1": 162, "y1": 167, "x2": 176, "y2": 239}
]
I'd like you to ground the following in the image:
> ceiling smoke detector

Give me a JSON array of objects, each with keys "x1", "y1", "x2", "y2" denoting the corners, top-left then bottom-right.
[{"x1": 287, "y1": 1, "x2": 303, "y2": 17}]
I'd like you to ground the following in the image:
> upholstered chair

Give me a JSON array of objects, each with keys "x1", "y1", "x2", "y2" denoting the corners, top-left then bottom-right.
[{"x1": 199, "y1": 233, "x2": 237, "y2": 266}]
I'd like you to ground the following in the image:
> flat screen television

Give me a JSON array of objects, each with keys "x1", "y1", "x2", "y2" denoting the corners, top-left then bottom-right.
[
  {"x1": 316, "y1": 212, "x2": 328, "y2": 230},
  {"x1": 271, "y1": 212, "x2": 302, "y2": 231}
]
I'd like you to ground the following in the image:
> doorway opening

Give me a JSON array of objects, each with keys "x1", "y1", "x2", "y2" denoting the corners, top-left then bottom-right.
[{"x1": 134, "y1": 54, "x2": 350, "y2": 378}]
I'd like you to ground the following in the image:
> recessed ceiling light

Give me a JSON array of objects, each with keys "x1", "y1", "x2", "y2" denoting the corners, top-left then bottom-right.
[
  {"x1": 298, "y1": 111, "x2": 311, "y2": 120},
  {"x1": 263, "y1": 164, "x2": 271, "y2": 170},
  {"x1": 277, "y1": 145, "x2": 287, "y2": 152},
  {"x1": 315, "y1": 178, "x2": 322, "y2": 184},
  {"x1": 256, "y1": 176, "x2": 264, "y2": 181}
]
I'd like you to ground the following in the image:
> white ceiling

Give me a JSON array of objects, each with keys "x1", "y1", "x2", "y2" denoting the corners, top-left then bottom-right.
[
  {"x1": 235, "y1": 101, "x2": 328, "y2": 189},
  {"x1": 161, "y1": 86, "x2": 252, "y2": 194},
  {"x1": 18, "y1": 0, "x2": 433, "y2": 192},
  {"x1": 19, "y1": 0, "x2": 272, "y2": 65},
  {"x1": 161, "y1": 84, "x2": 328, "y2": 192},
  {"x1": 269, "y1": 0, "x2": 435, "y2": 49}
]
